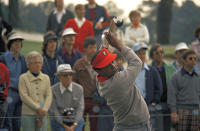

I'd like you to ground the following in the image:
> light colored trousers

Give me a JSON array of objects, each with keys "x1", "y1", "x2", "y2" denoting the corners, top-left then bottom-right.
[{"x1": 21, "y1": 115, "x2": 47, "y2": 131}]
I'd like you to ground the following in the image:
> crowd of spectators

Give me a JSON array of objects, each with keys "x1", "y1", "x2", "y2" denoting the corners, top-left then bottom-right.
[{"x1": 0, "y1": 0, "x2": 200, "y2": 130}]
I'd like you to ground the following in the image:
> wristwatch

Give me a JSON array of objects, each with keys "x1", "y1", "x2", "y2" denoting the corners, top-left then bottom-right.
[{"x1": 73, "y1": 122, "x2": 78, "y2": 127}]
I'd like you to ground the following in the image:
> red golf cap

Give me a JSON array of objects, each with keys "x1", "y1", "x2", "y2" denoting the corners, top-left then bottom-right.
[{"x1": 91, "y1": 48, "x2": 117, "y2": 69}]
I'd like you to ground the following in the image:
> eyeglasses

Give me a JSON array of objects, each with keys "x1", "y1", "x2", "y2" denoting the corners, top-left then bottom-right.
[
  {"x1": 188, "y1": 57, "x2": 197, "y2": 61},
  {"x1": 30, "y1": 62, "x2": 43, "y2": 65},
  {"x1": 61, "y1": 73, "x2": 73, "y2": 77}
]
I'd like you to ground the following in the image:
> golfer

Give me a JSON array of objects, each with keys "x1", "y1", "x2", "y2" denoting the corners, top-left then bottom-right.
[{"x1": 91, "y1": 32, "x2": 151, "y2": 131}]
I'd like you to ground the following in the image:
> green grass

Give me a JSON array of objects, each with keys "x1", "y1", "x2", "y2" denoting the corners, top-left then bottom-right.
[{"x1": 21, "y1": 40, "x2": 42, "y2": 56}]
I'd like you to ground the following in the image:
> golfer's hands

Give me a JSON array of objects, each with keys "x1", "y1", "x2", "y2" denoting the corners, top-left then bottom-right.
[
  {"x1": 171, "y1": 112, "x2": 179, "y2": 123},
  {"x1": 104, "y1": 32, "x2": 124, "y2": 51}
]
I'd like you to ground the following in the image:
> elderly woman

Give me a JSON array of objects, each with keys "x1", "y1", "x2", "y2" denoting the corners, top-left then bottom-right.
[{"x1": 18, "y1": 51, "x2": 52, "y2": 131}]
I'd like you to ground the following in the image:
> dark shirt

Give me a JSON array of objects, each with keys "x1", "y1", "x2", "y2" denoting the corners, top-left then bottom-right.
[
  {"x1": 42, "y1": 53, "x2": 64, "y2": 85},
  {"x1": 56, "y1": 47, "x2": 82, "y2": 68},
  {"x1": 154, "y1": 64, "x2": 167, "y2": 103}
]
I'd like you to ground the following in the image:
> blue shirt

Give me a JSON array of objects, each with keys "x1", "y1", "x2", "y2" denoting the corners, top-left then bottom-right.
[
  {"x1": 135, "y1": 63, "x2": 149, "y2": 98},
  {"x1": 4, "y1": 51, "x2": 22, "y2": 88}
]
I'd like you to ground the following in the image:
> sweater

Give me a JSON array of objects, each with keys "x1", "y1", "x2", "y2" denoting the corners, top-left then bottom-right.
[
  {"x1": 64, "y1": 18, "x2": 94, "y2": 53},
  {"x1": 98, "y1": 46, "x2": 150, "y2": 129}
]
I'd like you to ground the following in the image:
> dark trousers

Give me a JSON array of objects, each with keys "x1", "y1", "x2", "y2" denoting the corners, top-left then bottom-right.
[
  {"x1": 97, "y1": 106, "x2": 114, "y2": 131},
  {"x1": 6, "y1": 89, "x2": 21, "y2": 131},
  {"x1": 83, "y1": 98, "x2": 98, "y2": 131},
  {"x1": 0, "y1": 101, "x2": 8, "y2": 130}
]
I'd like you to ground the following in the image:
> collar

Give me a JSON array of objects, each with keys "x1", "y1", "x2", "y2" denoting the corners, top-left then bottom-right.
[
  {"x1": 27, "y1": 71, "x2": 43, "y2": 82},
  {"x1": 6, "y1": 51, "x2": 21, "y2": 61},
  {"x1": 88, "y1": 4, "x2": 96, "y2": 9},
  {"x1": 60, "y1": 82, "x2": 72, "y2": 94},
  {"x1": 132, "y1": 23, "x2": 140, "y2": 28},
  {"x1": 97, "y1": 75, "x2": 109, "y2": 82},
  {"x1": 75, "y1": 17, "x2": 85, "y2": 23},
  {"x1": 181, "y1": 67, "x2": 197, "y2": 77},
  {"x1": 53, "y1": 8, "x2": 66, "y2": 15},
  {"x1": 143, "y1": 63, "x2": 150, "y2": 71},
  {"x1": 62, "y1": 47, "x2": 76, "y2": 56}
]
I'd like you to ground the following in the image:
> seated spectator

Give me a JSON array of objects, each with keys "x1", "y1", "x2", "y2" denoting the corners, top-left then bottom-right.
[
  {"x1": 19, "y1": 51, "x2": 52, "y2": 131},
  {"x1": 56, "y1": 28, "x2": 82, "y2": 67},
  {"x1": 168, "y1": 50, "x2": 200, "y2": 131},
  {"x1": 41, "y1": 31, "x2": 64, "y2": 85},
  {"x1": 0, "y1": 62, "x2": 9, "y2": 130},
  {"x1": 49, "y1": 64, "x2": 84, "y2": 131},
  {"x1": 64, "y1": 4, "x2": 94, "y2": 53}
]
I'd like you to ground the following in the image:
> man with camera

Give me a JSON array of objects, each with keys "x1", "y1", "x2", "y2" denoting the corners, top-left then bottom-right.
[
  {"x1": 49, "y1": 64, "x2": 84, "y2": 131},
  {"x1": 0, "y1": 62, "x2": 9, "y2": 130}
]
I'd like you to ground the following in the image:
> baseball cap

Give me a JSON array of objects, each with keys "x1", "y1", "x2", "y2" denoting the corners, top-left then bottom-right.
[
  {"x1": 175, "y1": 42, "x2": 189, "y2": 51},
  {"x1": 62, "y1": 28, "x2": 77, "y2": 37},
  {"x1": 7, "y1": 32, "x2": 24, "y2": 41},
  {"x1": 132, "y1": 42, "x2": 148, "y2": 52},
  {"x1": 56, "y1": 64, "x2": 74, "y2": 75},
  {"x1": 91, "y1": 48, "x2": 117, "y2": 69}
]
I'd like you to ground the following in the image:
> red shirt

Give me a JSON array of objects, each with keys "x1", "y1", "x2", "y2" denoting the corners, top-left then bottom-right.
[
  {"x1": 64, "y1": 18, "x2": 94, "y2": 53},
  {"x1": 0, "y1": 63, "x2": 10, "y2": 100}
]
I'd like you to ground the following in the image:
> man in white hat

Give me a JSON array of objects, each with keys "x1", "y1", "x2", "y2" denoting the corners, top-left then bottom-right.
[
  {"x1": 49, "y1": 64, "x2": 84, "y2": 131},
  {"x1": 0, "y1": 32, "x2": 27, "y2": 131},
  {"x1": 56, "y1": 28, "x2": 82, "y2": 67},
  {"x1": 172, "y1": 42, "x2": 189, "y2": 70}
]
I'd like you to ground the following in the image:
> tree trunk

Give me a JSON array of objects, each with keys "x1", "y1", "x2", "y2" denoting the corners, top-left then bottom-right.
[
  {"x1": 8, "y1": 0, "x2": 19, "y2": 28},
  {"x1": 157, "y1": 0, "x2": 174, "y2": 45}
]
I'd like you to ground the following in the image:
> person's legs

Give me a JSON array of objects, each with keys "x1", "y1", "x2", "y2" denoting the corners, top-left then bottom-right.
[
  {"x1": 21, "y1": 115, "x2": 36, "y2": 131},
  {"x1": 74, "y1": 120, "x2": 84, "y2": 131},
  {"x1": 13, "y1": 93, "x2": 21, "y2": 131},
  {"x1": 0, "y1": 101, "x2": 8, "y2": 129},
  {"x1": 6, "y1": 90, "x2": 17, "y2": 131},
  {"x1": 50, "y1": 120, "x2": 65, "y2": 131}
]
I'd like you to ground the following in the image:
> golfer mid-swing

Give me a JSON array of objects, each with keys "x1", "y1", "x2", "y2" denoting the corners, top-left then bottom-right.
[{"x1": 91, "y1": 32, "x2": 151, "y2": 131}]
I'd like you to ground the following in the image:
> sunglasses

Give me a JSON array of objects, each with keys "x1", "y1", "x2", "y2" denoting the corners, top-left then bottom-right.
[
  {"x1": 30, "y1": 62, "x2": 43, "y2": 65},
  {"x1": 61, "y1": 73, "x2": 73, "y2": 77},
  {"x1": 188, "y1": 57, "x2": 197, "y2": 61}
]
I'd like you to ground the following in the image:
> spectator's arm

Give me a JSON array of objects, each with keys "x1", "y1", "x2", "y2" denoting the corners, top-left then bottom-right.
[
  {"x1": 167, "y1": 73, "x2": 178, "y2": 113},
  {"x1": 43, "y1": 76, "x2": 52, "y2": 112},
  {"x1": 135, "y1": 25, "x2": 149, "y2": 44},
  {"x1": 49, "y1": 91, "x2": 63, "y2": 125},
  {"x1": 74, "y1": 88, "x2": 84, "y2": 123},
  {"x1": 152, "y1": 67, "x2": 163, "y2": 103}
]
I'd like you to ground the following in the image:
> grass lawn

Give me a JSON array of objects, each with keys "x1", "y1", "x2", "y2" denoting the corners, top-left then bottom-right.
[{"x1": 21, "y1": 40, "x2": 42, "y2": 56}]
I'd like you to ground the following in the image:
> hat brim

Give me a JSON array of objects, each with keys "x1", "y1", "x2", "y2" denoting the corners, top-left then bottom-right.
[
  {"x1": 94, "y1": 54, "x2": 117, "y2": 69},
  {"x1": 55, "y1": 70, "x2": 75, "y2": 76}
]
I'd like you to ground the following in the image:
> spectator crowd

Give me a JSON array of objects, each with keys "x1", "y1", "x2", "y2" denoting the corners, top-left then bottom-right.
[{"x1": 0, "y1": 0, "x2": 199, "y2": 131}]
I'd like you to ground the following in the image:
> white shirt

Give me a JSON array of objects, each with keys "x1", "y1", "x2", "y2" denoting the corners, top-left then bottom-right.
[
  {"x1": 53, "y1": 8, "x2": 66, "y2": 24},
  {"x1": 75, "y1": 17, "x2": 86, "y2": 28},
  {"x1": 125, "y1": 23, "x2": 149, "y2": 47},
  {"x1": 60, "y1": 83, "x2": 72, "y2": 94}
]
